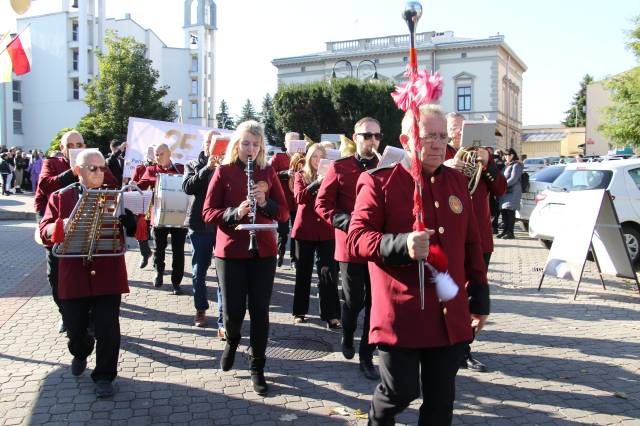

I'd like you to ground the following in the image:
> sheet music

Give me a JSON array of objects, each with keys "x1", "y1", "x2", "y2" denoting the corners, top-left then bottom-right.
[
  {"x1": 325, "y1": 148, "x2": 341, "y2": 161},
  {"x1": 121, "y1": 191, "x2": 153, "y2": 215},
  {"x1": 378, "y1": 146, "x2": 407, "y2": 168},
  {"x1": 317, "y1": 158, "x2": 333, "y2": 178}
]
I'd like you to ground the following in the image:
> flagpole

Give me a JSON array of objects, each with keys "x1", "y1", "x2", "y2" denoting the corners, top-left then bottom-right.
[{"x1": 0, "y1": 24, "x2": 31, "y2": 57}]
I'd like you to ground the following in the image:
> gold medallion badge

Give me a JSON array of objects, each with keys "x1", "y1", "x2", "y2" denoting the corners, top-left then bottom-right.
[{"x1": 448, "y1": 195, "x2": 463, "y2": 214}]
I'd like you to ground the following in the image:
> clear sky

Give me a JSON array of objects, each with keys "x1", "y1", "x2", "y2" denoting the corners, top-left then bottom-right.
[{"x1": 1, "y1": 0, "x2": 638, "y2": 125}]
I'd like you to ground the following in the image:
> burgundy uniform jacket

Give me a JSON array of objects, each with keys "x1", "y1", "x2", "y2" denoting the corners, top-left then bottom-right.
[
  {"x1": 39, "y1": 189, "x2": 129, "y2": 300},
  {"x1": 315, "y1": 155, "x2": 378, "y2": 263},
  {"x1": 202, "y1": 160, "x2": 289, "y2": 259},
  {"x1": 291, "y1": 171, "x2": 334, "y2": 241},
  {"x1": 131, "y1": 164, "x2": 147, "y2": 183},
  {"x1": 270, "y1": 152, "x2": 296, "y2": 213},
  {"x1": 347, "y1": 163, "x2": 489, "y2": 348},
  {"x1": 34, "y1": 156, "x2": 118, "y2": 216},
  {"x1": 136, "y1": 163, "x2": 184, "y2": 190},
  {"x1": 445, "y1": 145, "x2": 506, "y2": 253}
]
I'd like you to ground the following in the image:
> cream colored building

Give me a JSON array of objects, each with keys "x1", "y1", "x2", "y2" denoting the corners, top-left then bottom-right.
[
  {"x1": 272, "y1": 31, "x2": 526, "y2": 152},
  {"x1": 586, "y1": 81, "x2": 614, "y2": 156},
  {"x1": 521, "y1": 125, "x2": 585, "y2": 158}
]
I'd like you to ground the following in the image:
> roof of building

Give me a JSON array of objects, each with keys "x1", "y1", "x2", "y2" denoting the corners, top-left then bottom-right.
[{"x1": 522, "y1": 132, "x2": 567, "y2": 142}]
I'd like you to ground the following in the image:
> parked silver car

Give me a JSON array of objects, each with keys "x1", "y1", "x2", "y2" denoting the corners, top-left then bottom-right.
[{"x1": 517, "y1": 165, "x2": 566, "y2": 227}]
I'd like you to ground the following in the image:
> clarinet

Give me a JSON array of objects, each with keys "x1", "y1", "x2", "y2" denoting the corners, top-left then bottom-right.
[{"x1": 246, "y1": 155, "x2": 258, "y2": 254}]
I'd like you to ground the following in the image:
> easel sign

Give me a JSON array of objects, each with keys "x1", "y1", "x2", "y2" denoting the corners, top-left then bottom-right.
[{"x1": 538, "y1": 189, "x2": 640, "y2": 299}]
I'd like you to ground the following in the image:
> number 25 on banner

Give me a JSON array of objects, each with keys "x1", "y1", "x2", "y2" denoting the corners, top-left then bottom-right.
[{"x1": 165, "y1": 129, "x2": 197, "y2": 159}]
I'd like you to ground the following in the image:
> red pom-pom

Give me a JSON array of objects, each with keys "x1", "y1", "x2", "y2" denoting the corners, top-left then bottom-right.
[
  {"x1": 427, "y1": 243, "x2": 448, "y2": 272},
  {"x1": 135, "y1": 215, "x2": 147, "y2": 241},
  {"x1": 51, "y1": 218, "x2": 65, "y2": 243}
]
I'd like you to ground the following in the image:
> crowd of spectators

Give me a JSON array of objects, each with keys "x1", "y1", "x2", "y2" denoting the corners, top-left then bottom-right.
[{"x1": 0, "y1": 145, "x2": 47, "y2": 195}]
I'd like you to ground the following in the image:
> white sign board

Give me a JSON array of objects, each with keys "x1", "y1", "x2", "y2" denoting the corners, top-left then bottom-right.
[
  {"x1": 124, "y1": 117, "x2": 232, "y2": 178},
  {"x1": 461, "y1": 121, "x2": 497, "y2": 149},
  {"x1": 287, "y1": 140, "x2": 306, "y2": 154},
  {"x1": 539, "y1": 189, "x2": 639, "y2": 298},
  {"x1": 325, "y1": 148, "x2": 341, "y2": 161}
]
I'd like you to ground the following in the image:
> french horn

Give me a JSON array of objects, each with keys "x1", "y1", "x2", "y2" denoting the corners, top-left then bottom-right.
[
  {"x1": 339, "y1": 135, "x2": 357, "y2": 157},
  {"x1": 453, "y1": 147, "x2": 483, "y2": 194}
]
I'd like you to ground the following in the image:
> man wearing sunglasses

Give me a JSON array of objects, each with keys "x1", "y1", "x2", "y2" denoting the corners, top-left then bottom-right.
[
  {"x1": 40, "y1": 149, "x2": 136, "y2": 398},
  {"x1": 316, "y1": 117, "x2": 381, "y2": 381},
  {"x1": 34, "y1": 130, "x2": 118, "y2": 334}
]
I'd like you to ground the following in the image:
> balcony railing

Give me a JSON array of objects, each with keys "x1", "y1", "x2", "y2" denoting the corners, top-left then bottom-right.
[{"x1": 326, "y1": 31, "x2": 437, "y2": 53}]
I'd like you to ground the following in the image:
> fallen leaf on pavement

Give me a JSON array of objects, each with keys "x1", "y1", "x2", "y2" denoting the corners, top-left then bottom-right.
[
  {"x1": 614, "y1": 392, "x2": 628, "y2": 400},
  {"x1": 354, "y1": 409, "x2": 368, "y2": 419},
  {"x1": 278, "y1": 414, "x2": 298, "y2": 421},
  {"x1": 329, "y1": 406, "x2": 350, "y2": 416}
]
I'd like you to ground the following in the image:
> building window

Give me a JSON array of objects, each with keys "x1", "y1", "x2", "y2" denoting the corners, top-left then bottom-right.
[
  {"x1": 300, "y1": 66, "x2": 306, "y2": 72},
  {"x1": 73, "y1": 50, "x2": 79, "y2": 71},
  {"x1": 191, "y1": 56, "x2": 198, "y2": 72},
  {"x1": 72, "y1": 0, "x2": 78, "y2": 8},
  {"x1": 72, "y1": 21, "x2": 78, "y2": 41},
  {"x1": 402, "y1": 56, "x2": 408, "y2": 62},
  {"x1": 12, "y1": 81, "x2": 21, "y2": 103},
  {"x1": 72, "y1": 78, "x2": 79, "y2": 100},
  {"x1": 191, "y1": 79, "x2": 198, "y2": 95},
  {"x1": 13, "y1": 109, "x2": 23, "y2": 134},
  {"x1": 457, "y1": 86, "x2": 471, "y2": 111},
  {"x1": 191, "y1": 102, "x2": 198, "y2": 118},
  {"x1": 461, "y1": 52, "x2": 467, "y2": 58}
]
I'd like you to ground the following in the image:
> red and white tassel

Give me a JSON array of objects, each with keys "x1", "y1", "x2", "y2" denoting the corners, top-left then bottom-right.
[
  {"x1": 51, "y1": 217, "x2": 65, "y2": 243},
  {"x1": 426, "y1": 244, "x2": 458, "y2": 302}
]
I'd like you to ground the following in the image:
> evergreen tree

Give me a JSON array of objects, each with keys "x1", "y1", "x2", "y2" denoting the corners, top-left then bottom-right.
[
  {"x1": 215, "y1": 99, "x2": 235, "y2": 130},
  {"x1": 77, "y1": 31, "x2": 176, "y2": 151},
  {"x1": 562, "y1": 74, "x2": 593, "y2": 127},
  {"x1": 236, "y1": 99, "x2": 259, "y2": 126},
  {"x1": 260, "y1": 93, "x2": 279, "y2": 144}
]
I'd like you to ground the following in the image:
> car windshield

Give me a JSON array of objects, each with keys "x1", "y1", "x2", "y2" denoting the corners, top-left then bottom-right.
[
  {"x1": 524, "y1": 159, "x2": 544, "y2": 165},
  {"x1": 550, "y1": 169, "x2": 613, "y2": 191},
  {"x1": 531, "y1": 166, "x2": 565, "y2": 183}
]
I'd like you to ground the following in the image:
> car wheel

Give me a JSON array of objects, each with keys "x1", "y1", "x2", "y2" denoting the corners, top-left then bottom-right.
[
  {"x1": 540, "y1": 239, "x2": 552, "y2": 250},
  {"x1": 622, "y1": 225, "x2": 640, "y2": 264}
]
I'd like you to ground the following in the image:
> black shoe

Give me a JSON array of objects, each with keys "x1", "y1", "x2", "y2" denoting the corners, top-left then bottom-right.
[
  {"x1": 251, "y1": 370, "x2": 268, "y2": 395},
  {"x1": 502, "y1": 233, "x2": 515, "y2": 240},
  {"x1": 172, "y1": 285, "x2": 183, "y2": 295},
  {"x1": 359, "y1": 359, "x2": 380, "y2": 381},
  {"x1": 220, "y1": 341, "x2": 238, "y2": 371},
  {"x1": 496, "y1": 232, "x2": 506, "y2": 238},
  {"x1": 95, "y1": 380, "x2": 115, "y2": 398},
  {"x1": 139, "y1": 255, "x2": 150, "y2": 268},
  {"x1": 154, "y1": 273, "x2": 163, "y2": 288},
  {"x1": 71, "y1": 357, "x2": 87, "y2": 376},
  {"x1": 14, "y1": 189, "x2": 23, "y2": 194},
  {"x1": 341, "y1": 335, "x2": 355, "y2": 360},
  {"x1": 277, "y1": 255, "x2": 284, "y2": 267},
  {"x1": 464, "y1": 354, "x2": 487, "y2": 372}
]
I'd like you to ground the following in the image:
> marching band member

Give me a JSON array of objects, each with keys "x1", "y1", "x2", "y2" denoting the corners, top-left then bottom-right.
[
  {"x1": 182, "y1": 131, "x2": 224, "y2": 335},
  {"x1": 315, "y1": 117, "x2": 381, "y2": 380},
  {"x1": 137, "y1": 144, "x2": 187, "y2": 295},
  {"x1": 270, "y1": 132, "x2": 300, "y2": 268},
  {"x1": 291, "y1": 143, "x2": 341, "y2": 328},
  {"x1": 347, "y1": 105, "x2": 490, "y2": 425},
  {"x1": 39, "y1": 150, "x2": 136, "y2": 398},
  {"x1": 131, "y1": 161, "x2": 153, "y2": 268},
  {"x1": 34, "y1": 130, "x2": 117, "y2": 333},
  {"x1": 443, "y1": 112, "x2": 506, "y2": 373},
  {"x1": 202, "y1": 120, "x2": 288, "y2": 396}
]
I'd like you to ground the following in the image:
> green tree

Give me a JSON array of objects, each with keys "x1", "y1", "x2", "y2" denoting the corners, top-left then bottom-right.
[
  {"x1": 601, "y1": 15, "x2": 640, "y2": 146},
  {"x1": 77, "y1": 31, "x2": 176, "y2": 152},
  {"x1": 47, "y1": 127, "x2": 74, "y2": 156},
  {"x1": 215, "y1": 99, "x2": 235, "y2": 130},
  {"x1": 260, "y1": 93, "x2": 280, "y2": 145},
  {"x1": 236, "y1": 99, "x2": 259, "y2": 126},
  {"x1": 562, "y1": 74, "x2": 593, "y2": 127}
]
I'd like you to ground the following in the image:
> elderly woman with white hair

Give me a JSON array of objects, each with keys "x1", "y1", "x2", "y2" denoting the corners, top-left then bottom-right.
[{"x1": 39, "y1": 149, "x2": 136, "y2": 398}]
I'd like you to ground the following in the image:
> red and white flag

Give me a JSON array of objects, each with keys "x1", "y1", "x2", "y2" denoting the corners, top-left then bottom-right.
[{"x1": 6, "y1": 27, "x2": 32, "y2": 76}]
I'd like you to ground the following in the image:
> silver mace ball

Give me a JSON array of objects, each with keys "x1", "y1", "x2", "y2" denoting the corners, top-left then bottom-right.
[{"x1": 403, "y1": 1, "x2": 423, "y2": 33}]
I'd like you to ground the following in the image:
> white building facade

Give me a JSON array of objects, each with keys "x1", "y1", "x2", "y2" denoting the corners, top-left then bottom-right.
[
  {"x1": 0, "y1": 0, "x2": 217, "y2": 152},
  {"x1": 272, "y1": 31, "x2": 526, "y2": 152}
]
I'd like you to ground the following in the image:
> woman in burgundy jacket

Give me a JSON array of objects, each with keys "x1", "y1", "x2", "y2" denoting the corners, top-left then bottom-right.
[
  {"x1": 291, "y1": 143, "x2": 341, "y2": 329},
  {"x1": 202, "y1": 120, "x2": 288, "y2": 396}
]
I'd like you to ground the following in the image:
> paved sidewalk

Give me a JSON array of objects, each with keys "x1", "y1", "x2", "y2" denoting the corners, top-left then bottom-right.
[
  {"x1": 0, "y1": 192, "x2": 36, "y2": 221},
  {"x1": 0, "y1": 223, "x2": 639, "y2": 425}
]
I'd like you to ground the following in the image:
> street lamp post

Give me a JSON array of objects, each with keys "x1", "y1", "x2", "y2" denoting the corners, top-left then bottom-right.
[
  {"x1": 331, "y1": 59, "x2": 353, "y2": 79},
  {"x1": 356, "y1": 59, "x2": 379, "y2": 81}
]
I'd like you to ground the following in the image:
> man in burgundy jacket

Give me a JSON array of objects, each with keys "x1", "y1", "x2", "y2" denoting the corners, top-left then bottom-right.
[
  {"x1": 34, "y1": 130, "x2": 117, "y2": 332},
  {"x1": 443, "y1": 112, "x2": 506, "y2": 373},
  {"x1": 270, "y1": 131, "x2": 300, "y2": 268},
  {"x1": 315, "y1": 117, "x2": 381, "y2": 380},
  {"x1": 137, "y1": 143, "x2": 187, "y2": 294},
  {"x1": 347, "y1": 105, "x2": 489, "y2": 425}
]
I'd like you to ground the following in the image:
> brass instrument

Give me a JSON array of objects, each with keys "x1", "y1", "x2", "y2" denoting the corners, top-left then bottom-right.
[
  {"x1": 52, "y1": 183, "x2": 140, "y2": 261},
  {"x1": 339, "y1": 135, "x2": 357, "y2": 157},
  {"x1": 453, "y1": 146, "x2": 484, "y2": 194},
  {"x1": 372, "y1": 147, "x2": 383, "y2": 161},
  {"x1": 288, "y1": 153, "x2": 306, "y2": 192}
]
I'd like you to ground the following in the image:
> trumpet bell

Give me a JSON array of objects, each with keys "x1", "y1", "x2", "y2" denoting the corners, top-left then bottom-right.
[
  {"x1": 453, "y1": 147, "x2": 483, "y2": 195},
  {"x1": 339, "y1": 135, "x2": 357, "y2": 158}
]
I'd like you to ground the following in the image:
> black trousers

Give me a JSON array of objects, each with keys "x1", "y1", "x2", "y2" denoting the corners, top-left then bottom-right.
[
  {"x1": 293, "y1": 239, "x2": 340, "y2": 321},
  {"x1": 501, "y1": 209, "x2": 516, "y2": 235},
  {"x1": 60, "y1": 294, "x2": 122, "y2": 382},
  {"x1": 45, "y1": 247, "x2": 63, "y2": 315},
  {"x1": 214, "y1": 256, "x2": 276, "y2": 358},
  {"x1": 277, "y1": 210, "x2": 297, "y2": 263},
  {"x1": 339, "y1": 261, "x2": 375, "y2": 360},
  {"x1": 465, "y1": 252, "x2": 492, "y2": 358},
  {"x1": 369, "y1": 343, "x2": 467, "y2": 426},
  {"x1": 153, "y1": 227, "x2": 188, "y2": 285}
]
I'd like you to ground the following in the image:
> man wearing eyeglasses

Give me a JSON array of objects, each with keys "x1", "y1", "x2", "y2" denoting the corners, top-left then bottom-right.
[
  {"x1": 347, "y1": 105, "x2": 489, "y2": 425},
  {"x1": 136, "y1": 143, "x2": 187, "y2": 295},
  {"x1": 40, "y1": 149, "x2": 136, "y2": 398},
  {"x1": 316, "y1": 117, "x2": 381, "y2": 381},
  {"x1": 443, "y1": 112, "x2": 506, "y2": 374},
  {"x1": 34, "y1": 130, "x2": 118, "y2": 333}
]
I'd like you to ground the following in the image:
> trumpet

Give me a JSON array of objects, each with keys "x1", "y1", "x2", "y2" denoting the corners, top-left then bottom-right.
[
  {"x1": 453, "y1": 146, "x2": 484, "y2": 194},
  {"x1": 372, "y1": 147, "x2": 382, "y2": 161}
]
